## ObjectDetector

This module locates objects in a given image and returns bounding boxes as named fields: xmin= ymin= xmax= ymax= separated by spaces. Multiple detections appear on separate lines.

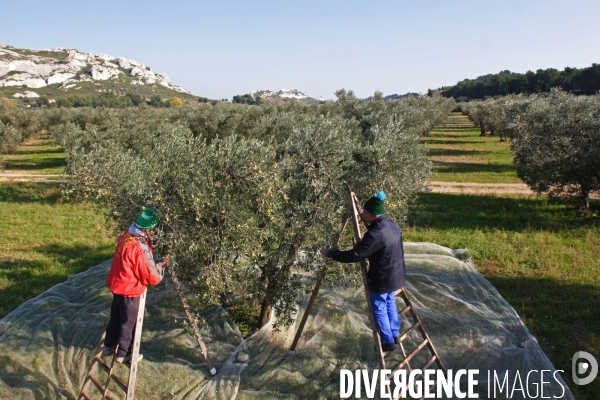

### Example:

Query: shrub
xmin=169 ymin=96 xmax=183 ymax=107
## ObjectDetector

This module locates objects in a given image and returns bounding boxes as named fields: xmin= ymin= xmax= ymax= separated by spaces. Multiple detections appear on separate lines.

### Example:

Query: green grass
xmin=2 ymin=139 xmax=66 ymax=176
xmin=404 ymin=193 xmax=600 ymax=398
xmin=0 ymin=182 xmax=115 ymax=318
xmin=425 ymin=127 xmax=522 ymax=183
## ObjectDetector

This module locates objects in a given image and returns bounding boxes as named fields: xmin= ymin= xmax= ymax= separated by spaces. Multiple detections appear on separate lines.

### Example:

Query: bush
xmin=169 ymin=96 xmax=183 ymax=107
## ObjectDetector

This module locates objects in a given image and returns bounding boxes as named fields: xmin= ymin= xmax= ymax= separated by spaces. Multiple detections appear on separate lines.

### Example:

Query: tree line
xmin=437 ymin=64 xmax=600 ymax=100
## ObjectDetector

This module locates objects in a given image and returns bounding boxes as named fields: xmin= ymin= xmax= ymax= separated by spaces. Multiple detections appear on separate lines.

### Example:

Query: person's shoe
xmin=381 ymin=342 xmax=397 ymax=352
xmin=115 ymin=354 xmax=144 ymax=364
xmin=102 ymin=346 xmax=115 ymax=356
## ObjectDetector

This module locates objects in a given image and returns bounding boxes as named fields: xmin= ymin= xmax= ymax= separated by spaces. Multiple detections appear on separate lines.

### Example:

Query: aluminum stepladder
xmin=289 ymin=184 xmax=446 ymax=398
xmin=79 ymin=263 xmax=217 ymax=400
xmin=78 ymin=289 xmax=147 ymax=400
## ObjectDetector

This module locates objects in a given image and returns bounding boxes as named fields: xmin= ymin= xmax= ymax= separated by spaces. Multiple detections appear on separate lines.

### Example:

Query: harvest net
xmin=0 ymin=243 xmax=572 ymax=399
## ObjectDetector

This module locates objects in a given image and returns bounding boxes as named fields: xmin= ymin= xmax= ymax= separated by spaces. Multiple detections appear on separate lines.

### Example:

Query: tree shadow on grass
xmin=423 ymin=139 xmax=485 ymax=145
xmin=3 ymin=157 xmax=66 ymax=171
xmin=486 ymin=275 xmax=600 ymax=400
xmin=0 ymin=242 xmax=113 ymax=318
xmin=15 ymin=147 xmax=65 ymax=156
xmin=432 ymin=160 xmax=516 ymax=174
xmin=0 ymin=182 xmax=63 ymax=203
xmin=427 ymin=148 xmax=487 ymax=157
xmin=408 ymin=192 xmax=599 ymax=232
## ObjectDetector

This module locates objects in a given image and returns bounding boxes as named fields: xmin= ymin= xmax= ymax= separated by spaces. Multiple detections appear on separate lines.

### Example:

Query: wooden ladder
xmin=79 ymin=289 xmax=147 ymax=400
xmin=289 ymin=184 xmax=446 ymax=398
xmin=392 ymin=287 xmax=446 ymax=399
xmin=78 ymin=262 xmax=218 ymax=399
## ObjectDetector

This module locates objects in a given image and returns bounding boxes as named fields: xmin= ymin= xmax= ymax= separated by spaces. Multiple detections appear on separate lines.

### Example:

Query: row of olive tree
xmin=1 ymin=91 xmax=456 ymax=152
xmin=56 ymin=93 xmax=441 ymax=328
xmin=460 ymin=91 xmax=599 ymax=210
xmin=507 ymin=90 xmax=600 ymax=211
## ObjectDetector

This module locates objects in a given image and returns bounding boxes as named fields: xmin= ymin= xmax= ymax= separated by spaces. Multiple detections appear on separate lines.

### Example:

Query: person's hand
xmin=162 ymin=254 xmax=171 ymax=265
xmin=320 ymin=248 xmax=331 ymax=257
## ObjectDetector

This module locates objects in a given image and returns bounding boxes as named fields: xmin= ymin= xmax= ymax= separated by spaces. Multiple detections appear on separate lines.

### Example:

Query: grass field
xmin=2 ymin=138 xmax=66 ymax=176
xmin=2 ymin=126 xmax=599 ymax=398
xmin=0 ymin=140 xmax=115 ymax=318
xmin=404 ymin=192 xmax=600 ymax=398
xmin=426 ymin=127 xmax=522 ymax=183
xmin=0 ymin=182 xmax=115 ymax=318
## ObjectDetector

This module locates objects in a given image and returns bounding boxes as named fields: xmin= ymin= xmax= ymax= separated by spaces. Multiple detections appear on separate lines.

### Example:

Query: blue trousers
xmin=370 ymin=290 xmax=400 ymax=345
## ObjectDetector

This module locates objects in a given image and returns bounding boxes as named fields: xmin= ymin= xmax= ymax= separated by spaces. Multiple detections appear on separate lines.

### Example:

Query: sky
xmin=1 ymin=0 xmax=599 ymax=100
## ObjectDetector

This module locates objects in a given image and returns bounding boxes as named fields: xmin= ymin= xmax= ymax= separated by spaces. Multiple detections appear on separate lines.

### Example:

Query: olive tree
xmin=58 ymin=95 xmax=435 ymax=328
xmin=0 ymin=121 xmax=21 ymax=155
xmin=508 ymin=90 xmax=600 ymax=211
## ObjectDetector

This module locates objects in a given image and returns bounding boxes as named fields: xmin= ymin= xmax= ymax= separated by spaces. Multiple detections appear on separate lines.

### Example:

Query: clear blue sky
xmin=1 ymin=1 xmax=598 ymax=100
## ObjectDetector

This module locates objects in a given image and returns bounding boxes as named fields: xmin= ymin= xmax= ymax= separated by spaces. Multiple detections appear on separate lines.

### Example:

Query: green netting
xmin=0 ymin=243 xmax=573 ymax=399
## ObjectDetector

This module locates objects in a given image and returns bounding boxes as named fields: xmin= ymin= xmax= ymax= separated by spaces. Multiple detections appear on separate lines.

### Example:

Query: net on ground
xmin=0 ymin=242 xmax=572 ymax=399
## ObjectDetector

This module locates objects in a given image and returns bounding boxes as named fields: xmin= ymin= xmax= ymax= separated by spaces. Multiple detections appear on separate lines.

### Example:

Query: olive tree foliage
xmin=334 ymin=90 xmax=455 ymax=137
xmin=0 ymin=121 xmax=21 ymax=161
xmin=507 ymin=90 xmax=600 ymax=211
xmin=53 ymin=92 xmax=443 ymax=328
xmin=461 ymin=100 xmax=488 ymax=136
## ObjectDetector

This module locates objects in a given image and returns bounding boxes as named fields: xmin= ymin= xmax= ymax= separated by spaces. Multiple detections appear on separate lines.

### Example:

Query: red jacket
xmin=106 ymin=230 xmax=164 ymax=297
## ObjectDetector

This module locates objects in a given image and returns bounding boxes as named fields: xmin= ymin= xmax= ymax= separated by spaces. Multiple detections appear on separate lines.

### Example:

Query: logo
xmin=572 ymin=351 xmax=598 ymax=385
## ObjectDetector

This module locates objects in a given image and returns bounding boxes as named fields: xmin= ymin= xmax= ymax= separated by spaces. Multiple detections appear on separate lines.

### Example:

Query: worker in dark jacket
xmin=320 ymin=191 xmax=405 ymax=352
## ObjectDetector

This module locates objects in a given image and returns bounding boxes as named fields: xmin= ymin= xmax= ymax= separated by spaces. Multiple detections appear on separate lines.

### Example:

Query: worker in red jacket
xmin=103 ymin=209 xmax=169 ymax=364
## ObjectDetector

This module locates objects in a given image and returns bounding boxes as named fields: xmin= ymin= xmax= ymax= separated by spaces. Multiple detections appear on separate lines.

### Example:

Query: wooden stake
xmin=289 ymin=217 xmax=349 ymax=353
xmin=165 ymin=263 xmax=217 ymax=376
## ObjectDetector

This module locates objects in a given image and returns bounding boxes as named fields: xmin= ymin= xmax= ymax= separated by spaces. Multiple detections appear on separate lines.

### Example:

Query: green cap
xmin=364 ymin=191 xmax=387 ymax=216
xmin=134 ymin=209 xmax=157 ymax=230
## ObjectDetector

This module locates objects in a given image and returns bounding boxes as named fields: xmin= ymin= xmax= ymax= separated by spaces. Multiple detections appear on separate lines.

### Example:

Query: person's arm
xmin=133 ymin=240 xmax=164 ymax=286
xmin=327 ymin=230 xmax=383 ymax=263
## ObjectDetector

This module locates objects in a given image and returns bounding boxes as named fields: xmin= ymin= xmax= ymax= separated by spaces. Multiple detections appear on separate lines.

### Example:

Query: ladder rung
xmin=94 ymin=357 xmax=110 ymax=372
xmin=88 ymin=374 xmax=105 ymax=394
xmin=399 ymin=305 xmax=412 ymax=316
xmin=96 ymin=358 xmax=127 ymax=392
xmin=80 ymin=392 xmax=92 ymax=400
xmin=398 ymin=322 xmax=420 ymax=343
xmin=97 ymin=360 xmax=129 ymax=393
xmin=422 ymin=354 xmax=437 ymax=370
xmin=112 ymin=374 xmax=129 ymax=393
xmin=395 ymin=338 xmax=429 ymax=371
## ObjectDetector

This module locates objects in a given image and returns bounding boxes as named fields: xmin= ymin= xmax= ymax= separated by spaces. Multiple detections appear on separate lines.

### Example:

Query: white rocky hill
xmin=251 ymin=88 xmax=325 ymax=102
xmin=0 ymin=44 xmax=192 ymax=98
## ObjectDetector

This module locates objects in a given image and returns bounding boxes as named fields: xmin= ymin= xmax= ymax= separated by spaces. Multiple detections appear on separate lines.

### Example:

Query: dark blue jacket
xmin=330 ymin=215 xmax=405 ymax=293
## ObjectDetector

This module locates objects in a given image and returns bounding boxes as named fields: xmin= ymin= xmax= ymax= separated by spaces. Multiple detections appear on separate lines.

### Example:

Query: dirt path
xmin=2 ymin=174 xmax=598 ymax=198
xmin=429 ymin=181 xmax=534 ymax=195
xmin=430 ymin=181 xmax=600 ymax=198
xmin=0 ymin=172 xmax=63 ymax=183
